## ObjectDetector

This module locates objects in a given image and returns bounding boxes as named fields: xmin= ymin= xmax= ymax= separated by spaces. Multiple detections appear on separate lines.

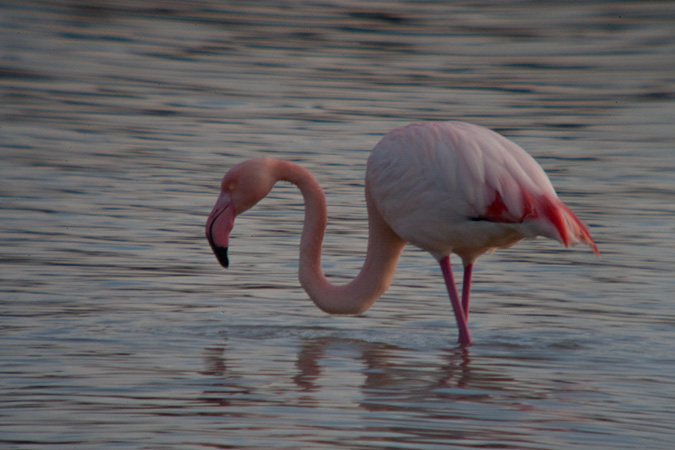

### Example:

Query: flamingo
xmin=206 ymin=121 xmax=598 ymax=345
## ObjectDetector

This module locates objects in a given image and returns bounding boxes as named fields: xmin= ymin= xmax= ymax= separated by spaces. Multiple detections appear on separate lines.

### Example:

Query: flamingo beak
xmin=205 ymin=191 xmax=235 ymax=268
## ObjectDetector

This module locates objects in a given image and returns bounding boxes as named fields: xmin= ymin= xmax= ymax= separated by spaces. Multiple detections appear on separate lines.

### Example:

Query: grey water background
xmin=1 ymin=1 xmax=674 ymax=448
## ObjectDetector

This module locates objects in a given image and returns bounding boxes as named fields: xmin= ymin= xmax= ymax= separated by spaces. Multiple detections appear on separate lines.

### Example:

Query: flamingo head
xmin=205 ymin=158 xmax=278 ymax=268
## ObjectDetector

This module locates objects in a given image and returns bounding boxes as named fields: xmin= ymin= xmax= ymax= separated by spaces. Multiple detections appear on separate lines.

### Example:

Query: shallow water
xmin=1 ymin=1 xmax=674 ymax=448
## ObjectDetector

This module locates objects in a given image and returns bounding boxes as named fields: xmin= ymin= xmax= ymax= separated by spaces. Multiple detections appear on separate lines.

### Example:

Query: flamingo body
xmin=367 ymin=121 xmax=597 ymax=264
xmin=206 ymin=121 xmax=598 ymax=346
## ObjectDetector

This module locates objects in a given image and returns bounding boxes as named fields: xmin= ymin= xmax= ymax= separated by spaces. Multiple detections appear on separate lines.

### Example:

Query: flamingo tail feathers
xmin=539 ymin=196 xmax=599 ymax=256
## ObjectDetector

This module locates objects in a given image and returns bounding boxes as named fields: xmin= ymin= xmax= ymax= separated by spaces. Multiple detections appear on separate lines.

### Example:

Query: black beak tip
xmin=208 ymin=242 xmax=229 ymax=268
xmin=213 ymin=247 xmax=230 ymax=269
xmin=206 ymin=232 xmax=229 ymax=268
xmin=215 ymin=246 xmax=229 ymax=268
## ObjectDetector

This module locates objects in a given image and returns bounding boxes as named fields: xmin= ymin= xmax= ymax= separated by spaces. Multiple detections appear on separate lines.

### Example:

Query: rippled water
xmin=2 ymin=1 xmax=674 ymax=448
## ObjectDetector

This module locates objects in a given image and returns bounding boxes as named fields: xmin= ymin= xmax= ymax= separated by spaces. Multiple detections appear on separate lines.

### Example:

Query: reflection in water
xmin=196 ymin=331 xmax=667 ymax=448
xmin=290 ymin=338 xmax=474 ymax=394
xmin=197 ymin=335 xmax=547 ymax=447
xmin=199 ymin=337 xmax=477 ymax=401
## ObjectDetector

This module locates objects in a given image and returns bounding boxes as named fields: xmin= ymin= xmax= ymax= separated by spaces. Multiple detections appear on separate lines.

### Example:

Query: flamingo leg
xmin=461 ymin=263 xmax=473 ymax=321
xmin=439 ymin=256 xmax=472 ymax=346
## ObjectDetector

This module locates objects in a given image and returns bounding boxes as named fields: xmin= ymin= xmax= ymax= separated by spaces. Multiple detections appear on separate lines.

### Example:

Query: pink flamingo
xmin=206 ymin=121 xmax=598 ymax=345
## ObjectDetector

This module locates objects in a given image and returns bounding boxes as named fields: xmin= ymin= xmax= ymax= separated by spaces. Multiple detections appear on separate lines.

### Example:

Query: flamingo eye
xmin=228 ymin=182 xmax=236 ymax=191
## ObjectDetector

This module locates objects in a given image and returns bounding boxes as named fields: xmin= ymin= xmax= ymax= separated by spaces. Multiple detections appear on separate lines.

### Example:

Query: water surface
xmin=1 ymin=1 xmax=674 ymax=449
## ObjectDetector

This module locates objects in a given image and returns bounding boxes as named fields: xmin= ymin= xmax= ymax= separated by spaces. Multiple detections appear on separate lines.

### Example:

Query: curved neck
xmin=275 ymin=160 xmax=406 ymax=314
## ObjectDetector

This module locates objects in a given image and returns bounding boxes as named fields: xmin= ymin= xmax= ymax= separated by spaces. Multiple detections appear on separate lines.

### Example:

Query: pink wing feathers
xmin=367 ymin=121 xmax=598 ymax=259
xmin=455 ymin=122 xmax=598 ymax=253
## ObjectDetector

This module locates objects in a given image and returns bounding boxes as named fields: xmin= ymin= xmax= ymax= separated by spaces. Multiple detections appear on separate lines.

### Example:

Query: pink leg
xmin=461 ymin=263 xmax=473 ymax=321
xmin=439 ymin=256 xmax=472 ymax=346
